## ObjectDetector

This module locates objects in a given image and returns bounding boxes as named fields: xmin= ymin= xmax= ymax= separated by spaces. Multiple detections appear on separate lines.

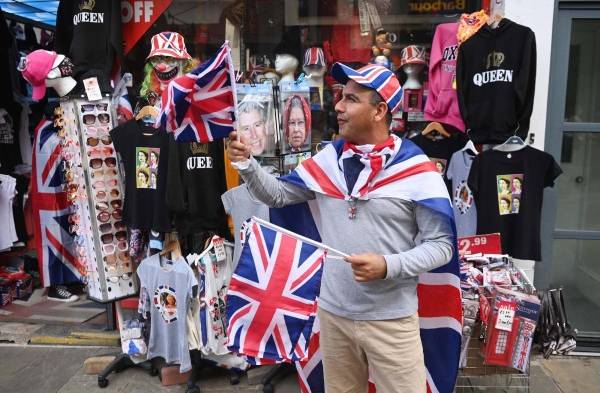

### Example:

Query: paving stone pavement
xmin=1 ymin=344 xmax=599 ymax=393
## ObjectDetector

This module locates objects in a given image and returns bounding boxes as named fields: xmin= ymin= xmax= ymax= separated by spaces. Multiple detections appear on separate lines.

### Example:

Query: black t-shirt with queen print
xmin=468 ymin=146 xmax=562 ymax=260
xmin=110 ymin=120 xmax=171 ymax=232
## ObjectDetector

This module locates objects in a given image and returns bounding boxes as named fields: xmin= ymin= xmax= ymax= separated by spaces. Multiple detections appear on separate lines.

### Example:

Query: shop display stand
xmin=60 ymin=97 xmax=137 ymax=303
xmin=97 ymin=300 xmax=158 ymax=388
xmin=185 ymin=350 xmax=242 ymax=393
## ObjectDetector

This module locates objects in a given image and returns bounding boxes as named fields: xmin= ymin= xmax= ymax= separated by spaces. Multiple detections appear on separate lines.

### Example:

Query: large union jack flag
xmin=226 ymin=218 xmax=325 ymax=363
xmin=30 ymin=118 xmax=85 ymax=287
xmin=280 ymin=135 xmax=462 ymax=393
xmin=157 ymin=41 xmax=236 ymax=143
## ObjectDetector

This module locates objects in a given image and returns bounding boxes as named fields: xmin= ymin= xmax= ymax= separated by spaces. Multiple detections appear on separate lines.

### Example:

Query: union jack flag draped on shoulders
xmin=280 ymin=135 xmax=462 ymax=393
xmin=30 ymin=118 xmax=85 ymax=287
xmin=157 ymin=41 xmax=237 ymax=143
xmin=226 ymin=217 xmax=326 ymax=363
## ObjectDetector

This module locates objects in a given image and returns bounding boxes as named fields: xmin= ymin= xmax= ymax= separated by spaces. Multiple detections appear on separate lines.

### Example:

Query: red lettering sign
xmin=457 ymin=233 xmax=502 ymax=256
xmin=121 ymin=0 xmax=173 ymax=55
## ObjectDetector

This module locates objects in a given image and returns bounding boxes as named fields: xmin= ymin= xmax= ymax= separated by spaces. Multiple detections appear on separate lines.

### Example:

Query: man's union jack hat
xmin=331 ymin=62 xmax=403 ymax=114
xmin=147 ymin=32 xmax=192 ymax=60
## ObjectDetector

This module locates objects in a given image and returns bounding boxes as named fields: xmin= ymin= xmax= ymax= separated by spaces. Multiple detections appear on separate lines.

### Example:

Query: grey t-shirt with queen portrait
xmin=447 ymin=150 xmax=477 ymax=237
xmin=137 ymin=254 xmax=198 ymax=372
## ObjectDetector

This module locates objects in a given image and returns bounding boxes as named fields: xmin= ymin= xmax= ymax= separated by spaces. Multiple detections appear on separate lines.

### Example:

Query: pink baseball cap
xmin=20 ymin=50 xmax=58 ymax=101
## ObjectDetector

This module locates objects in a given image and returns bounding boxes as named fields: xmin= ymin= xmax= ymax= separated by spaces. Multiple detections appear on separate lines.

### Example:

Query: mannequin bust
xmin=302 ymin=65 xmax=325 ymax=103
xmin=275 ymin=54 xmax=299 ymax=84
xmin=46 ymin=54 xmax=77 ymax=97
xmin=302 ymin=47 xmax=326 ymax=104
xmin=402 ymin=63 xmax=424 ymax=90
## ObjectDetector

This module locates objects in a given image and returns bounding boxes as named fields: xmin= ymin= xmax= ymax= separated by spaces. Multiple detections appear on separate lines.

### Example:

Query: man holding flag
xmin=227 ymin=63 xmax=459 ymax=393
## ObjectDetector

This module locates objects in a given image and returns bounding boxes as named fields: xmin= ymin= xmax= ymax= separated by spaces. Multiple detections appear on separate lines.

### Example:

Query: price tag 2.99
xmin=213 ymin=236 xmax=226 ymax=262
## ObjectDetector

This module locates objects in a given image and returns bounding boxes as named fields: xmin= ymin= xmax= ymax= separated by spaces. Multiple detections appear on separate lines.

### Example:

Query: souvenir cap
xmin=331 ymin=62 xmax=403 ymax=114
xmin=147 ymin=32 xmax=191 ymax=60
xmin=400 ymin=45 xmax=428 ymax=67
xmin=303 ymin=47 xmax=326 ymax=67
xmin=20 ymin=49 xmax=58 ymax=101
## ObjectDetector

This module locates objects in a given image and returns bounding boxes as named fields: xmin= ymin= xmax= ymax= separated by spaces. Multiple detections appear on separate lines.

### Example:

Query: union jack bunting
xmin=30 ymin=118 xmax=85 ymax=287
xmin=281 ymin=135 xmax=462 ymax=393
xmin=226 ymin=219 xmax=326 ymax=363
xmin=157 ymin=42 xmax=236 ymax=143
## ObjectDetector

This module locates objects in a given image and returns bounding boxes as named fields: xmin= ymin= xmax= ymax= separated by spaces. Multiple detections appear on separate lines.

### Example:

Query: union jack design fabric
xmin=295 ymin=316 xmax=324 ymax=393
xmin=226 ymin=219 xmax=326 ymax=363
xmin=147 ymin=31 xmax=191 ymax=60
xmin=30 ymin=118 xmax=84 ymax=287
xmin=116 ymin=89 xmax=133 ymax=121
xmin=332 ymin=63 xmax=403 ymax=114
xmin=303 ymin=47 xmax=326 ymax=67
xmin=157 ymin=42 xmax=236 ymax=143
xmin=282 ymin=135 xmax=462 ymax=393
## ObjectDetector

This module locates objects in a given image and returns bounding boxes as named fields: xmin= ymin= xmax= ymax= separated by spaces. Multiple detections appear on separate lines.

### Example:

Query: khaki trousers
xmin=318 ymin=308 xmax=426 ymax=393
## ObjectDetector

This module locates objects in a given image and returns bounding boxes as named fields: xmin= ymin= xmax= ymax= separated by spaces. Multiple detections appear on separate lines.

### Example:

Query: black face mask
xmin=55 ymin=57 xmax=74 ymax=78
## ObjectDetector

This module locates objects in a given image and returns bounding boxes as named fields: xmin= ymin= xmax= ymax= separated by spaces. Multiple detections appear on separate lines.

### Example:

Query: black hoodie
xmin=456 ymin=19 xmax=536 ymax=144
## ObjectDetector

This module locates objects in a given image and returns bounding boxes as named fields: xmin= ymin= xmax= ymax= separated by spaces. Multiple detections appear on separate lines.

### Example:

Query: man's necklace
xmin=347 ymin=197 xmax=358 ymax=220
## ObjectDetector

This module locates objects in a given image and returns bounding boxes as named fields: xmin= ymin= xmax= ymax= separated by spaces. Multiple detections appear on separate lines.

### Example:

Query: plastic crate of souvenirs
xmin=0 ymin=267 xmax=33 ymax=301
xmin=0 ymin=277 xmax=16 ymax=306
xmin=456 ymin=253 xmax=539 ymax=393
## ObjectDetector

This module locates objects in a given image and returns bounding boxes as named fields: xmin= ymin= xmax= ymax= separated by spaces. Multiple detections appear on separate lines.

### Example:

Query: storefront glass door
xmin=543 ymin=8 xmax=600 ymax=349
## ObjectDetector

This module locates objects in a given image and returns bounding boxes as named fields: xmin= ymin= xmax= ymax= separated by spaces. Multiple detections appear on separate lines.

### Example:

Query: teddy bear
xmin=372 ymin=29 xmax=392 ymax=58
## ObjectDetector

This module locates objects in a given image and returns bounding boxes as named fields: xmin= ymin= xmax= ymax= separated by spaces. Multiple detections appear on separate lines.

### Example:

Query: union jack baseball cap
xmin=401 ymin=45 xmax=428 ymax=66
xmin=331 ymin=62 xmax=403 ymax=114
xmin=303 ymin=47 xmax=326 ymax=67
xmin=147 ymin=32 xmax=191 ymax=60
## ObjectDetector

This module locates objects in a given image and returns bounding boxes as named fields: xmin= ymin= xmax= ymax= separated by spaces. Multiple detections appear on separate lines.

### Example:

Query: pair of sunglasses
xmin=102 ymin=241 xmax=128 ymax=254
xmin=90 ymin=157 xmax=117 ymax=169
xmin=96 ymin=200 xmax=122 ymax=211
xmin=87 ymin=147 xmax=114 ymax=158
xmin=97 ymin=209 xmax=123 ymax=223
xmin=83 ymin=113 xmax=110 ymax=125
xmin=93 ymin=179 xmax=119 ymax=190
xmin=104 ymin=251 xmax=130 ymax=265
xmin=95 ymin=188 xmax=120 ymax=200
xmin=101 ymin=231 xmax=127 ymax=244
xmin=99 ymin=221 xmax=126 ymax=234
xmin=87 ymin=136 xmax=112 ymax=147
xmin=106 ymin=266 xmax=131 ymax=283
xmin=91 ymin=168 xmax=118 ymax=179
xmin=81 ymin=103 xmax=108 ymax=112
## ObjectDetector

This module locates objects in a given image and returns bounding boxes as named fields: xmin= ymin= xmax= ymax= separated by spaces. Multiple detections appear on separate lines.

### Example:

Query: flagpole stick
xmin=225 ymin=40 xmax=241 ymax=143
xmin=252 ymin=216 xmax=350 ymax=258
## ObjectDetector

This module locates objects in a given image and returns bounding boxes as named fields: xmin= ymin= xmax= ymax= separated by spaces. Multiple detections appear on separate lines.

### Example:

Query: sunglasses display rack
xmin=55 ymin=103 xmax=98 ymax=283
xmin=67 ymin=97 xmax=138 ymax=302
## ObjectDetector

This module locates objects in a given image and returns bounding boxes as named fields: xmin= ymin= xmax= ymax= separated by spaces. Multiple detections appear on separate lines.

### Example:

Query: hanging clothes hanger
xmin=160 ymin=234 xmax=182 ymax=260
xmin=422 ymin=121 xmax=451 ymax=139
xmin=135 ymin=105 xmax=159 ymax=122
xmin=493 ymin=125 xmax=526 ymax=156
xmin=460 ymin=139 xmax=478 ymax=156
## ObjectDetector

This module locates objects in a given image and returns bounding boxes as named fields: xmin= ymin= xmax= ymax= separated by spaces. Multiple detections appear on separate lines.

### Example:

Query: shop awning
xmin=0 ymin=1 xmax=58 ymax=29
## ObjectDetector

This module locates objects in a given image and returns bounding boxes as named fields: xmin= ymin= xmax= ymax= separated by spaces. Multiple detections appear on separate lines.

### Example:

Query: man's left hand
xmin=345 ymin=253 xmax=387 ymax=282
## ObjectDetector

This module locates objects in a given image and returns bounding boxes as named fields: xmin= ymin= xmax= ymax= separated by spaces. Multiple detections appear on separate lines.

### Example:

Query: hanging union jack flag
xmin=30 ymin=118 xmax=85 ymax=287
xmin=226 ymin=219 xmax=326 ymax=363
xmin=157 ymin=41 xmax=237 ymax=143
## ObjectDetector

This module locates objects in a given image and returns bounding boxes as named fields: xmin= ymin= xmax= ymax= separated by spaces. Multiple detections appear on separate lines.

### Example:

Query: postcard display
xmin=59 ymin=97 xmax=137 ymax=302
